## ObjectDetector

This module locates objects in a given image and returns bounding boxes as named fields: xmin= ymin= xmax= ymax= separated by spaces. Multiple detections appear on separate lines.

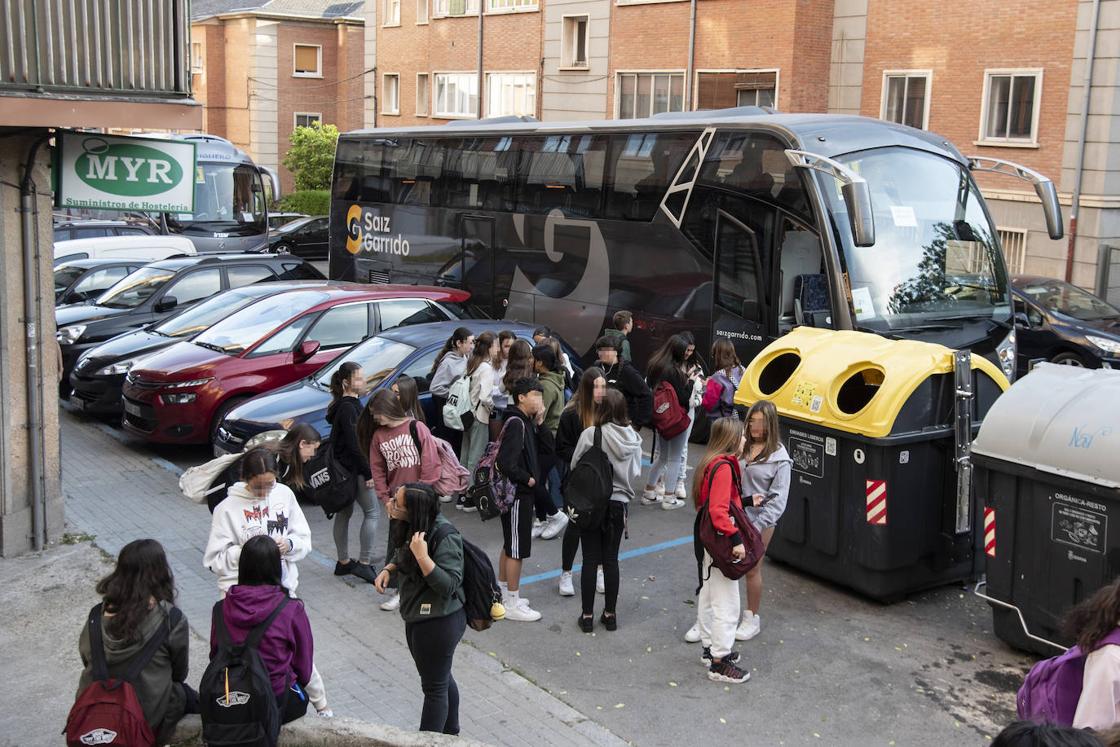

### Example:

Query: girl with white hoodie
xmin=571 ymin=388 xmax=642 ymax=633
xmin=203 ymin=448 xmax=312 ymax=597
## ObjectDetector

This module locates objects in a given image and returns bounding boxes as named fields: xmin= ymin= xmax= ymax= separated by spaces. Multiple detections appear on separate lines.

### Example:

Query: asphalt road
xmin=75 ymin=410 xmax=1035 ymax=746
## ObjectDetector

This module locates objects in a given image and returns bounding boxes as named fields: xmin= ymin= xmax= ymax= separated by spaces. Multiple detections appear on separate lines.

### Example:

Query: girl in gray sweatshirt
xmin=571 ymin=389 xmax=643 ymax=632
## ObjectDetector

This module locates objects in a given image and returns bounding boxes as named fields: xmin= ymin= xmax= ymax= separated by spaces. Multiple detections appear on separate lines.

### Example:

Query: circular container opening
xmin=757 ymin=352 xmax=801 ymax=396
xmin=836 ymin=368 xmax=884 ymax=415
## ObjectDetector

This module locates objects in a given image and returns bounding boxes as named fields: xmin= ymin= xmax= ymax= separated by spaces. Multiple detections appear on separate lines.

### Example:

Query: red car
xmin=121 ymin=283 xmax=469 ymax=444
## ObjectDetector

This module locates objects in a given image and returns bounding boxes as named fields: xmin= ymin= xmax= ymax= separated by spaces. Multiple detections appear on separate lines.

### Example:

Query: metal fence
xmin=0 ymin=0 xmax=191 ymax=97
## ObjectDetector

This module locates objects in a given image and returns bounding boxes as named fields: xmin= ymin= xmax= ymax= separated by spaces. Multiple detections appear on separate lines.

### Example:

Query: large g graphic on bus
xmin=345 ymin=204 xmax=363 ymax=255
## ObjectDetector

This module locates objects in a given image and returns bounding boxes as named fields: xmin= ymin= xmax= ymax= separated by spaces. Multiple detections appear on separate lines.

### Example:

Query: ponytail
xmin=329 ymin=361 xmax=361 ymax=402
xmin=431 ymin=327 xmax=472 ymax=376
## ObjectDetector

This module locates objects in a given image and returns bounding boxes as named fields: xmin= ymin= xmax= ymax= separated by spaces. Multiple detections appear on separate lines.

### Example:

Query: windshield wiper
xmin=854 ymin=324 xmax=901 ymax=340
xmin=194 ymin=341 xmax=231 ymax=354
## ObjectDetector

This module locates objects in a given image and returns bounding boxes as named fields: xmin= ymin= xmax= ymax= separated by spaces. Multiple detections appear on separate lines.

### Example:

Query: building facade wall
xmin=542 ymin=0 xmax=611 ymax=120
xmin=827 ymin=0 xmax=867 ymax=114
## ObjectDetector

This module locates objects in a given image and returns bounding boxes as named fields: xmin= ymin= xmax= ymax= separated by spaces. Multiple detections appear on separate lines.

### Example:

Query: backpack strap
xmin=211 ymin=600 xmax=232 ymax=648
xmin=409 ymin=419 xmax=422 ymax=458
xmin=426 ymin=520 xmax=457 ymax=555
xmin=593 ymin=425 xmax=602 ymax=451
xmin=122 ymin=606 xmax=181 ymax=683
xmin=87 ymin=603 xmax=110 ymax=683
xmin=245 ymin=596 xmax=291 ymax=650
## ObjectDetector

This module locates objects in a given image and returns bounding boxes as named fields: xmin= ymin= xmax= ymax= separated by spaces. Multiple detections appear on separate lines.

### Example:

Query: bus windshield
xmin=167 ymin=163 xmax=266 ymax=236
xmin=818 ymin=147 xmax=1010 ymax=331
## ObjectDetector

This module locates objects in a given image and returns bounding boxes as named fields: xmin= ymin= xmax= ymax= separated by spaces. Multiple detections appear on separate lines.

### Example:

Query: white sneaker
xmin=504 ymin=598 xmax=542 ymax=622
xmin=640 ymin=488 xmax=661 ymax=506
xmin=655 ymin=478 xmax=666 ymax=497
xmin=316 ymin=708 xmax=334 ymax=719
xmin=439 ymin=493 xmax=454 ymax=503
xmin=531 ymin=519 xmax=544 ymax=538
xmin=541 ymin=512 xmax=568 ymax=540
xmin=661 ymin=496 xmax=687 ymax=510
xmin=736 ymin=611 xmax=761 ymax=641
xmin=379 ymin=592 xmax=401 ymax=612
xmin=684 ymin=622 xmax=702 ymax=643
xmin=558 ymin=571 xmax=575 ymax=596
xmin=596 ymin=567 xmax=605 ymax=594
xmin=675 ymin=481 xmax=687 ymax=499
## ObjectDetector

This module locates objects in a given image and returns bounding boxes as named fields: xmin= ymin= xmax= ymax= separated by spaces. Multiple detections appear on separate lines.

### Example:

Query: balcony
xmin=0 ymin=0 xmax=192 ymax=98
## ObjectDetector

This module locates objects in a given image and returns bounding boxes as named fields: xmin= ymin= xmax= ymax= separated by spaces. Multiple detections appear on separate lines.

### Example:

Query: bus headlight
xmin=997 ymin=328 xmax=1016 ymax=382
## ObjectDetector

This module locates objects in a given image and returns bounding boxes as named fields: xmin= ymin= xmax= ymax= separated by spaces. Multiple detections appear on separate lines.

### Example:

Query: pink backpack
xmin=408 ymin=421 xmax=469 ymax=497
xmin=1017 ymin=628 xmax=1120 ymax=725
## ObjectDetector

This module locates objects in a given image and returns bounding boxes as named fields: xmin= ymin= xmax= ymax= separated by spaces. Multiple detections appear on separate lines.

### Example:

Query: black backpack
xmin=428 ymin=522 xmax=502 ymax=631
xmin=304 ymin=438 xmax=356 ymax=518
xmin=562 ymin=427 xmax=614 ymax=531
xmin=199 ymin=597 xmax=290 ymax=747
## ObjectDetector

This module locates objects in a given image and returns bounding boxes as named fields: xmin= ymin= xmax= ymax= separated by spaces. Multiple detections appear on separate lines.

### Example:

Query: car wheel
xmin=210 ymin=396 xmax=250 ymax=443
xmin=1051 ymin=351 xmax=1091 ymax=368
xmin=274 ymin=243 xmax=291 ymax=255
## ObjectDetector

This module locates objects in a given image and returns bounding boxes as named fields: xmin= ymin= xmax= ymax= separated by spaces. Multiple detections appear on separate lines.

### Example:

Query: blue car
xmin=213 ymin=320 xmax=579 ymax=455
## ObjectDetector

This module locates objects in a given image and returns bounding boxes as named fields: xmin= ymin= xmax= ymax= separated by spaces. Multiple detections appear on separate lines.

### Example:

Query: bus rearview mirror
xmin=1035 ymin=179 xmax=1064 ymax=240
xmin=841 ymin=181 xmax=876 ymax=247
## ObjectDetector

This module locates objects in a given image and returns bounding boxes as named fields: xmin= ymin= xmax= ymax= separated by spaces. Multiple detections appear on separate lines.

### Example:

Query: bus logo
xmin=346 ymin=204 xmax=364 ymax=254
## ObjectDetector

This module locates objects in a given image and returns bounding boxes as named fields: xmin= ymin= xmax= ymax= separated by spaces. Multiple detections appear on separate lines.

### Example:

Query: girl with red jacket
xmin=692 ymin=416 xmax=751 ymax=684
xmin=359 ymin=389 xmax=442 ymax=612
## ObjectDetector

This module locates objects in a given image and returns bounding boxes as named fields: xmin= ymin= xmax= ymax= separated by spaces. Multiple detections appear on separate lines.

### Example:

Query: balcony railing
xmin=0 ymin=0 xmax=191 ymax=97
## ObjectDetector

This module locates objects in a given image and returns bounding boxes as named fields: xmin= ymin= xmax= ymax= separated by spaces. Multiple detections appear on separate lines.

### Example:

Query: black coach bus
xmin=328 ymin=107 xmax=1063 ymax=378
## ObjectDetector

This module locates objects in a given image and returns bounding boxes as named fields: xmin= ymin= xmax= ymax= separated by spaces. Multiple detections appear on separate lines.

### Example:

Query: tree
xmin=282 ymin=121 xmax=339 ymax=192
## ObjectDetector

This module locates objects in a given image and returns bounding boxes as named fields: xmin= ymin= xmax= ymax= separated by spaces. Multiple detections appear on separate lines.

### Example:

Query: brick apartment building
xmin=191 ymin=0 xmax=367 ymax=193
xmin=365 ymin=0 xmax=1120 ymax=297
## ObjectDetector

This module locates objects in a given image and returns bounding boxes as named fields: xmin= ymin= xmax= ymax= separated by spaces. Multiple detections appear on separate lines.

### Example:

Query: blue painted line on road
xmin=519 ymin=534 xmax=692 ymax=587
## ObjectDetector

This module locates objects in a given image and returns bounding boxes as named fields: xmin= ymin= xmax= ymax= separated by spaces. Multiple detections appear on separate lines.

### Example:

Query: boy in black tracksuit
xmin=595 ymin=335 xmax=653 ymax=428
xmin=495 ymin=377 xmax=546 ymax=622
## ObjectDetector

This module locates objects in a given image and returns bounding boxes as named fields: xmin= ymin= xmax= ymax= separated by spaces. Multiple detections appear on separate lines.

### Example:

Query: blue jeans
xmin=648 ymin=429 xmax=689 ymax=495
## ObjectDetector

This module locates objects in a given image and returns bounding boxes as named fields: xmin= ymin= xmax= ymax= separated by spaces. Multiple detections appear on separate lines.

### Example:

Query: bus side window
xmin=605 ymin=132 xmax=699 ymax=221
xmin=778 ymin=218 xmax=827 ymax=331
xmin=715 ymin=211 xmax=765 ymax=323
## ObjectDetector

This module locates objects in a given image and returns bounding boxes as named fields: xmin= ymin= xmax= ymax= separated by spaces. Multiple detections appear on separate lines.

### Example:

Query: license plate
xmin=124 ymin=400 xmax=142 ymax=417
xmin=71 ymin=397 xmax=86 ymax=412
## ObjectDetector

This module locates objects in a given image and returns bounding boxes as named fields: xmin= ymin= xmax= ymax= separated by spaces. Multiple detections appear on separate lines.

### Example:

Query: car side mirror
xmin=1013 ymin=311 xmax=1031 ymax=328
xmin=154 ymin=295 xmax=178 ymax=313
xmin=295 ymin=339 xmax=320 ymax=362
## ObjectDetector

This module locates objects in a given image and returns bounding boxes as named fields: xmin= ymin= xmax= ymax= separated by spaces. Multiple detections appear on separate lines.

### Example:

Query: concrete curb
xmin=172 ymin=714 xmax=493 ymax=746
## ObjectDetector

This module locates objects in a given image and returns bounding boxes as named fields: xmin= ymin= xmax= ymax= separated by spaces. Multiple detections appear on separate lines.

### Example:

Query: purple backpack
xmin=1017 ymin=628 xmax=1120 ymax=725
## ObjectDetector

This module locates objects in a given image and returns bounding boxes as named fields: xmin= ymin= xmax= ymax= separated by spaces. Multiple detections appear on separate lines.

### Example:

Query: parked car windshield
xmin=314 ymin=336 xmax=416 ymax=391
xmin=193 ymin=290 xmax=331 ymax=354
xmin=818 ymin=146 xmax=1011 ymax=330
xmin=54 ymin=265 xmax=86 ymax=294
xmin=153 ymin=287 xmax=277 ymax=339
xmin=1018 ymin=279 xmax=1120 ymax=321
xmin=95 ymin=267 xmax=177 ymax=309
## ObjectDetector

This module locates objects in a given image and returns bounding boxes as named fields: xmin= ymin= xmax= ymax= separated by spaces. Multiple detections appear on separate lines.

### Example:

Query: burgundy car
xmin=121 ymin=283 xmax=469 ymax=444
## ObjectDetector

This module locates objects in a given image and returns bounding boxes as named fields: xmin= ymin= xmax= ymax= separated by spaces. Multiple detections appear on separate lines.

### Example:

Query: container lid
xmin=733 ymin=327 xmax=1009 ymax=439
xmin=972 ymin=364 xmax=1120 ymax=488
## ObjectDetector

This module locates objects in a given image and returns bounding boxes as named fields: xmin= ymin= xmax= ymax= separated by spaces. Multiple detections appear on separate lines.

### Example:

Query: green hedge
xmin=277 ymin=190 xmax=330 ymax=216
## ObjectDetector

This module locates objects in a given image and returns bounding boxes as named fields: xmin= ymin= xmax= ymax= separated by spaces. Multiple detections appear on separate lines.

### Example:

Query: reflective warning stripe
xmin=984 ymin=507 xmax=996 ymax=557
xmin=866 ymin=480 xmax=887 ymax=525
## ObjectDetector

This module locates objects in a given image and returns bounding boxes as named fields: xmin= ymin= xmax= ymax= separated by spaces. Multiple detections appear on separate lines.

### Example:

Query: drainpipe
xmin=1065 ymin=0 xmax=1101 ymax=283
xmin=684 ymin=0 xmax=697 ymax=111
xmin=477 ymin=4 xmax=485 ymax=119
xmin=20 ymin=133 xmax=49 ymax=551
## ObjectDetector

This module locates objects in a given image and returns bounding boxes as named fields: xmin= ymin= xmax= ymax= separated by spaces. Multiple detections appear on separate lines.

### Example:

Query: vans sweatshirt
xmin=203 ymin=481 xmax=312 ymax=593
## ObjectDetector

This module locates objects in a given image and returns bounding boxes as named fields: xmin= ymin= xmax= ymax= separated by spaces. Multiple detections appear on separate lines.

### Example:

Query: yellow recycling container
xmin=735 ymin=327 xmax=1009 ymax=601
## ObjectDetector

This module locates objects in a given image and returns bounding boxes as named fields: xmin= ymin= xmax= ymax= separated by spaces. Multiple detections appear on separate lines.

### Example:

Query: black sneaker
xmin=351 ymin=563 xmax=378 ymax=584
xmin=708 ymin=658 xmax=750 ymax=684
xmin=334 ymin=560 xmax=355 ymax=577
xmin=700 ymin=647 xmax=740 ymax=667
xmin=460 ymin=494 xmax=478 ymax=513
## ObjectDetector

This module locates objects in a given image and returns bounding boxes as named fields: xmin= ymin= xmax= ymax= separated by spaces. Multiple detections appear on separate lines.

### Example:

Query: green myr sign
xmin=56 ymin=133 xmax=197 ymax=213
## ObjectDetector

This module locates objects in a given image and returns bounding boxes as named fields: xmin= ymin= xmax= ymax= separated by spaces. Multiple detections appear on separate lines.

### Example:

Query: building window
xmin=488 ymin=0 xmax=537 ymax=10
xmin=561 ymin=15 xmax=589 ymax=68
xmin=293 ymin=44 xmax=322 ymax=77
xmin=417 ymin=0 xmax=429 ymax=23
xmin=383 ymin=74 xmax=400 ymax=114
xmin=435 ymin=73 xmax=479 ymax=117
xmin=384 ymin=0 xmax=401 ymax=25
xmin=191 ymin=42 xmax=203 ymax=73
xmin=880 ymin=71 xmax=930 ymax=130
xmin=617 ymin=72 xmax=685 ymax=119
xmin=695 ymin=70 xmax=777 ymax=111
xmin=980 ymin=69 xmax=1043 ymax=145
xmin=433 ymin=0 xmax=479 ymax=16
xmin=488 ymin=73 xmax=536 ymax=117
xmin=294 ymin=112 xmax=322 ymax=129
xmin=416 ymin=73 xmax=430 ymax=116
xmin=998 ymin=227 xmax=1028 ymax=274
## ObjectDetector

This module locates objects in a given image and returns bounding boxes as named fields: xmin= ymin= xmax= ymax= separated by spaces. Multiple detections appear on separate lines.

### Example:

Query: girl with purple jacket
xmin=211 ymin=535 xmax=322 ymax=722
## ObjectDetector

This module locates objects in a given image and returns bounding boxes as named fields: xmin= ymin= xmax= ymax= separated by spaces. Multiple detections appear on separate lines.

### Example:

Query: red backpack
xmin=651 ymin=380 xmax=691 ymax=439
xmin=693 ymin=457 xmax=765 ymax=590
xmin=65 ymin=604 xmax=181 ymax=747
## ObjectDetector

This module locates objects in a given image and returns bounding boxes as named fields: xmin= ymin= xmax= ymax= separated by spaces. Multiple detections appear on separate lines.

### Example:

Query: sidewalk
xmin=60 ymin=411 xmax=627 ymax=747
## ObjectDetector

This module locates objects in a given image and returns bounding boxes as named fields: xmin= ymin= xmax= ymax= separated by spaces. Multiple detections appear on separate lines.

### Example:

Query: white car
xmin=53 ymin=235 xmax=197 ymax=265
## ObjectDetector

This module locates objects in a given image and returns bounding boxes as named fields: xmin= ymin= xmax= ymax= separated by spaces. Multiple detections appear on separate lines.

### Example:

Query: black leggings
xmin=405 ymin=607 xmax=466 ymax=734
xmin=579 ymin=502 xmax=625 ymax=615
xmin=561 ymin=520 xmax=580 ymax=571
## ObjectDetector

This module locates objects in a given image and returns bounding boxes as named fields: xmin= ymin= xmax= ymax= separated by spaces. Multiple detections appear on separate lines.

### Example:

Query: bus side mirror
xmin=1035 ymin=179 xmax=1064 ymax=240
xmin=841 ymin=180 xmax=876 ymax=247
